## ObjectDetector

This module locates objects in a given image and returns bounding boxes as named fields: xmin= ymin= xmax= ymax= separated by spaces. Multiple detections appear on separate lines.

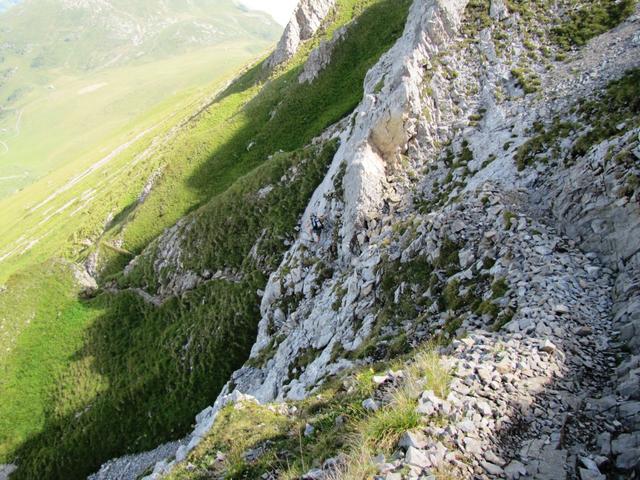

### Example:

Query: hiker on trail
xmin=310 ymin=214 xmax=324 ymax=242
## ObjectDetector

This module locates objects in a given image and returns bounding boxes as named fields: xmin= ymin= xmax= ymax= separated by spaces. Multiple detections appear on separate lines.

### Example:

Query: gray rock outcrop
xmin=0 ymin=465 xmax=16 ymax=480
xmin=298 ymin=25 xmax=348 ymax=84
xmin=265 ymin=0 xmax=336 ymax=70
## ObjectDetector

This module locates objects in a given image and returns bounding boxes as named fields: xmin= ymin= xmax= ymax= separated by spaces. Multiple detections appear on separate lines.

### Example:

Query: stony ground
xmin=300 ymin=178 xmax=621 ymax=479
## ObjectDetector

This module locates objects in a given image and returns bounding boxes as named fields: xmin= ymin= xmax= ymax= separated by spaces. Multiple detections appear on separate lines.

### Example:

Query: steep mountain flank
xmin=86 ymin=0 xmax=640 ymax=479
xmin=0 ymin=1 xmax=413 ymax=479
xmin=0 ymin=0 xmax=280 ymax=71
xmin=0 ymin=0 xmax=280 ymax=201
xmin=3 ymin=0 xmax=639 ymax=479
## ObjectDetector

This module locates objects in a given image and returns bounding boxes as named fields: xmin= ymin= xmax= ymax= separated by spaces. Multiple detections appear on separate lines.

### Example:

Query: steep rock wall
xmin=265 ymin=0 xmax=336 ymax=70
xmin=238 ymin=0 xmax=471 ymax=404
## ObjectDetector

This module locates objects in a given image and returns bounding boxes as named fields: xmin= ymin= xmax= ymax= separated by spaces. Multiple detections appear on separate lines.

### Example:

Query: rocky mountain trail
xmin=361 ymin=186 xmax=621 ymax=479
xmin=103 ymin=267 xmax=245 ymax=308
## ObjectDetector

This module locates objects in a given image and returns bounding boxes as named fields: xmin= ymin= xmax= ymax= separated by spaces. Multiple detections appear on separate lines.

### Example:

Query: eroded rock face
xmin=234 ymin=0 xmax=473 ymax=405
xmin=302 ymin=0 xmax=469 ymax=262
xmin=298 ymin=25 xmax=348 ymax=84
xmin=265 ymin=0 xmax=336 ymax=70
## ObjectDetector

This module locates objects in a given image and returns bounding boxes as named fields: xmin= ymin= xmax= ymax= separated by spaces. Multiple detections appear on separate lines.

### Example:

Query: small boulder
xmin=576 ymin=326 xmax=593 ymax=337
xmin=304 ymin=423 xmax=315 ymax=437
xmin=301 ymin=468 xmax=325 ymax=480
xmin=405 ymin=446 xmax=430 ymax=469
xmin=362 ymin=398 xmax=380 ymax=412
xmin=504 ymin=460 xmax=527 ymax=479
xmin=485 ymin=450 xmax=506 ymax=466
xmin=481 ymin=460 xmax=504 ymax=476
xmin=540 ymin=340 xmax=557 ymax=354
xmin=554 ymin=304 xmax=570 ymax=315
xmin=615 ymin=448 xmax=640 ymax=471
xmin=579 ymin=468 xmax=605 ymax=480
xmin=398 ymin=431 xmax=428 ymax=449
xmin=490 ymin=0 xmax=509 ymax=20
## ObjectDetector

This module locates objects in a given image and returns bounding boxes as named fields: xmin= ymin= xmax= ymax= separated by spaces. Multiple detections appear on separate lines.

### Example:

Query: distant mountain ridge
xmin=0 ymin=0 xmax=281 ymax=200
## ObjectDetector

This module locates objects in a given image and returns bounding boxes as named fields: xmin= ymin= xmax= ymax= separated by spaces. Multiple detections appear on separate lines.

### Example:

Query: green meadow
xmin=0 ymin=0 xmax=413 ymax=478
xmin=0 ymin=0 xmax=281 ymax=199
xmin=0 ymin=45 xmax=267 ymax=282
xmin=0 ymin=42 xmax=268 ymax=199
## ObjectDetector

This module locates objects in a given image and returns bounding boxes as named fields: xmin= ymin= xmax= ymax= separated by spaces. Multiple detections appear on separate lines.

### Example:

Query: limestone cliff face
xmin=242 ymin=0 xmax=472 ymax=403
xmin=265 ymin=0 xmax=336 ymax=70
xmin=91 ymin=0 xmax=640 ymax=478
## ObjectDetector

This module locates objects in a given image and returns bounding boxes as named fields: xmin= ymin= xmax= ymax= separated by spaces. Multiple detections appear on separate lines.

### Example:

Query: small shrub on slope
xmin=553 ymin=0 xmax=637 ymax=49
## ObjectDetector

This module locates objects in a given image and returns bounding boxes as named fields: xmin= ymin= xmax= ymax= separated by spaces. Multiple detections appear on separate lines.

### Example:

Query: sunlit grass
xmin=1 ymin=0 xmax=412 ymax=478
xmin=167 ymin=345 xmax=451 ymax=480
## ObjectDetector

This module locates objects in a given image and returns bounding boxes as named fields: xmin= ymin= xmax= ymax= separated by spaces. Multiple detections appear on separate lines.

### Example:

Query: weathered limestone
xmin=265 ymin=0 xmax=336 ymax=70
xmin=0 ymin=465 xmax=16 ymax=480
xmin=298 ymin=25 xmax=348 ymax=84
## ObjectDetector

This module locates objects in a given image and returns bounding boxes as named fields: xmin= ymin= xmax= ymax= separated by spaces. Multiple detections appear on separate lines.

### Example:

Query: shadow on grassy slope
xmin=185 ymin=0 xmax=403 ymax=196
xmin=4 ymin=1 xmax=412 ymax=478
xmin=110 ymin=0 xmax=410 ymax=261
xmin=7 ymin=142 xmax=337 ymax=479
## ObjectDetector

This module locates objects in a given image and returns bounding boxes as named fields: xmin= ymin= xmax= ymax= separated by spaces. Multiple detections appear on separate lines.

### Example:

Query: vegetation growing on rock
xmin=552 ymin=0 xmax=638 ymax=49
xmin=1 ymin=0 xmax=640 ymax=478
xmin=166 ymin=348 xmax=451 ymax=480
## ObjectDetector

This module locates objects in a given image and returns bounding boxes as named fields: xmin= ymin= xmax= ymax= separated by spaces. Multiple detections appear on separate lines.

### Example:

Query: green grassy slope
xmin=0 ymin=0 xmax=412 ymax=478
xmin=0 ymin=70 xmax=231 ymax=284
xmin=0 ymin=43 xmax=267 ymax=199
xmin=166 ymin=349 xmax=450 ymax=480
xmin=0 ymin=260 xmax=99 ymax=456
xmin=0 ymin=0 xmax=280 ymax=199
xmin=2 ymin=143 xmax=338 ymax=478
xmin=114 ymin=0 xmax=410 ymax=261
xmin=0 ymin=0 xmax=278 ymax=71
